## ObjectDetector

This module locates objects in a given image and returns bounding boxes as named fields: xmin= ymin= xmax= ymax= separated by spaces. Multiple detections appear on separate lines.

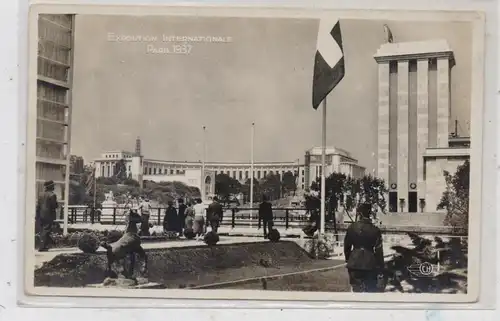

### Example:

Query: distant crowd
xmin=129 ymin=193 xmax=277 ymax=240
xmin=131 ymin=196 xmax=224 ymax=240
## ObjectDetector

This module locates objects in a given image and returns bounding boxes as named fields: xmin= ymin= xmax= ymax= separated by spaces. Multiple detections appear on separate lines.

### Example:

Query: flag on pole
xmin=312 ymin=18 xmax=345 ymax=109
xmin=85 ymin=166 xmax=96 ymax=194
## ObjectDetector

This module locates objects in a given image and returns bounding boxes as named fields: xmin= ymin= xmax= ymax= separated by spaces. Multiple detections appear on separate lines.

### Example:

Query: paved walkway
xmin=67 ymin=223 xmax=306 ymax=237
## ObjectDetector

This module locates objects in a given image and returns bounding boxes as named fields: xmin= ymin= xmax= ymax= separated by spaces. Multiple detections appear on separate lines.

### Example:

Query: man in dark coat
xmin=258 ymin=194 xmax=274 ymax=239
xmin=302 ymin=193 xmax=321 ymax=237
xmin=177 ymin=198 xmax=187 ymax=233
xmin=163 ymin=201 xmax=178 ymax=233
xmin=344 ymin=202 xmax=385 ymax=292
xmin=206 ymin=196 xmax=223 ymax=233
xmin=35 ymin=180 xmax=58 ymax=252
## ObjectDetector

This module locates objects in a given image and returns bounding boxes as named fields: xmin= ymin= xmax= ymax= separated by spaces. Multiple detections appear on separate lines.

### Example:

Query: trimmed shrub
xmin=69 ymin=232 xmax=82 ymax=246
xmin=77 ymin=233 xmax=100 ymax=254
xmin=107 ymin=230 xmax=123 ymax=243
xmin=304 ymin=234 xmax=335 ymax=259
xmin=204 ymin=231 xmax=220 ymax=246
xmin=268 ymin=229 xmax=280 ymax=242
xmin=183 ymin=228 xmax=196 ymax=240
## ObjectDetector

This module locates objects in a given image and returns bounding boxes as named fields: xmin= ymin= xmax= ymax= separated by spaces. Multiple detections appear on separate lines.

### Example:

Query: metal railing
xmin=60 ymin=206 xmax=320 ymax=229
xmin=58 ymin=206 xmax=466 ymax=235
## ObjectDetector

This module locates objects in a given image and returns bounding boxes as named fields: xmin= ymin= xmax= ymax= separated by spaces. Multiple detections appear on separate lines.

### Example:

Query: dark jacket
xmin=178 ymin=203 xmax=187 ymax=220
xmin=36 ymin=191 xmax=58 ymax=221
xmin=258 ymin=201 xmax=273 ymax=222
xmin=163 ymin=206 xmax=178 ymax=231
xmin=344 ymin=218 xmax=384 ymax=271
xmin=207 ymin=201 xmax=223 ymax=221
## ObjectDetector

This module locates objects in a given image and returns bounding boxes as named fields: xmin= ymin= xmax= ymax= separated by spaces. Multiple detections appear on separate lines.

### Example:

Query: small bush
xmin=204 ymin=231 xmax=219 ymax=246
xmin=183 ymin=228 xmax=196 ymax=240
xmin=77 ymin=233 xmax=100 ymax=254
xmin=268 ymin=229 xmax=280 ymax=242
xmin=305 ymin=234 xmax=335 ymax=259
xmin=69 ymin=232 xmax=82 ymax=245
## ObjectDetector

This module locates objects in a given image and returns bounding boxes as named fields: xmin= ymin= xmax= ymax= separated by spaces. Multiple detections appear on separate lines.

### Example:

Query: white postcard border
xmin=22 ymin=3 xmax=486 ymax=305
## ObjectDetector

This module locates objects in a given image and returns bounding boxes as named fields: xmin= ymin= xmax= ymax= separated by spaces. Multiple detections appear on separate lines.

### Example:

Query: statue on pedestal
xmin=104 ymin=191 xmax=114 ymax=202
xmin=383 ymin=24 xmax=394 ymax=43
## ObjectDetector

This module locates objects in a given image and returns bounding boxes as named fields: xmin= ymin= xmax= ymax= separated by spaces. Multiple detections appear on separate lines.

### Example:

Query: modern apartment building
xmin=36 ymin=14 xmax=75 ymax=208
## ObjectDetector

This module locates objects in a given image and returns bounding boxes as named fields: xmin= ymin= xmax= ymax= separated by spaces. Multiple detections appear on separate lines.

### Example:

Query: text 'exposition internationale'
xmin=107 ymin=33 xmax=234 ymax=55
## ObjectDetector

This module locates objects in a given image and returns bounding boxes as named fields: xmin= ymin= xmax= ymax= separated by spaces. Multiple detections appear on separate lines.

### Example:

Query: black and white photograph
xmin=25 ymin=4 xmax=485 ymax=302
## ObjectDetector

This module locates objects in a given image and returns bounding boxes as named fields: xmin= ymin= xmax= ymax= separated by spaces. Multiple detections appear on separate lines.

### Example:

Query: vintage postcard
xmin=24 ymin=3 xmax=485 ymax=303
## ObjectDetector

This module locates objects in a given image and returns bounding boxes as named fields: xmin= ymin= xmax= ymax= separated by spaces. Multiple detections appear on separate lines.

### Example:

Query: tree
xmin=241 ymin=178 xmax=261 ymax=203
xmin=68 ymin=179 xmax=88 ymax=205
xmin=113 ymin=158 xmax=128 ymax=182
xmin=437 ymin=160 xmax=469 ymax=233
xmin=68 ymin=165 xmax=95 ymax=205
xmin=281 ymin=171 xmax=297 ymax=196
xmin=215 ymin=173 xmax=242 ymax=201
xmin=357 ymin=175 xmax=388 ymax=219
xmin=312 ymin=173 xmax=388 ymax=222
xmin=260 ymin=173 xmax=282 ymax=201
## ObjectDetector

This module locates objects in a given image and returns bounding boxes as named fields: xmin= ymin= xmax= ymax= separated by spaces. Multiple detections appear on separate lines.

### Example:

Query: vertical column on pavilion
xmin=436 ymin=57 xmax=450 ymax=147
xmin=397 ymin=60 xmax=409 ymax=212
xmin=416 ymin=59 xmax=429 ymax=204
xmin=377 ymin=61 xmax=390 ymax=192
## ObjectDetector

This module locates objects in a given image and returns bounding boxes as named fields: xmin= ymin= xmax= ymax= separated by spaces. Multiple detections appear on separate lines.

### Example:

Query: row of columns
xmin=377 ymin=57 xmax=451 ymax=212
xmin=142 ymin=163 xmax=297 ymax=181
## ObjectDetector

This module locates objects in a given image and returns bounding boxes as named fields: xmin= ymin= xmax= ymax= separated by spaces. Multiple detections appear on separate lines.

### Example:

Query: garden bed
xmin=34 ymin=229 xmax=179 ymax=249
xmin=210 ymin=268 xmax=351 ymax=292
xmin=34 ymin=241 xmax=345 ymax=288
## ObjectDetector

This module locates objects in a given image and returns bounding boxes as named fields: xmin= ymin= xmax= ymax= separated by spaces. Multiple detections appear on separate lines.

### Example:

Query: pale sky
xmin=71 ymin=15 xmax=472 ymax=172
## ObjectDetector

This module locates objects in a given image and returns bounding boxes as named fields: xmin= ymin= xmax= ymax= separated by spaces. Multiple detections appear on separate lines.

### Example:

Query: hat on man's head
xmin=44 ymin=180 xmax=55 ymax=189
xmin=168 ymin=200 xmax=174 ymax=206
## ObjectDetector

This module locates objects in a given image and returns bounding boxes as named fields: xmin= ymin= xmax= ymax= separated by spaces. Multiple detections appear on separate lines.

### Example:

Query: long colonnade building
xmin=93 ymin=139 xmax=366 ymax=197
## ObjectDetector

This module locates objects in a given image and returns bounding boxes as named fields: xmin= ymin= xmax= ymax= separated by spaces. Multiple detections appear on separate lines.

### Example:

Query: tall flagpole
xmin=250 ymin=122 xmax=255 ymax=225
xmin=202 ymin=126 xmax=206 ymax=202
xmin=92 ymin=165 xmax=97 ymax=210
xmin=320 ymin=98 xmax=327 ymax=235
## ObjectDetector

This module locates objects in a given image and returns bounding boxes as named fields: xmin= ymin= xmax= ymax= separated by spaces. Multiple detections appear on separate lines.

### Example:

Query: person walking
xmin=35 ymin=180 xmax=58 ymax=252
xmin=184 ymin=202 xmax=195 ymax=230
xmin=163 ymin=201 xmax=178 ymax=234
xmin=138 ymin=197 xmax=152 ymax=236
xmin=258 ymin=194 xmax=274 ymax=239
xmin=192 ymin=198 xmax=206 ymax=240
xmin=343 ymin=202 xmax=385 ymax=292
xmin=207 ymin=196 xmax=223 ymax=233
xmin=177 ymin=198 xmax=187 ymax=233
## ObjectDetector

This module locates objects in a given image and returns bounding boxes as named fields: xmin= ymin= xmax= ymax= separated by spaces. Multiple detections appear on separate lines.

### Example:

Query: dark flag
xmin=312 ymin=18 xmax=345 ymax=109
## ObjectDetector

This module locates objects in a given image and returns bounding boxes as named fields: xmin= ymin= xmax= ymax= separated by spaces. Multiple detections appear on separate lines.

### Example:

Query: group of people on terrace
xmin=132 ymin=195 xmax=224 ymax=240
